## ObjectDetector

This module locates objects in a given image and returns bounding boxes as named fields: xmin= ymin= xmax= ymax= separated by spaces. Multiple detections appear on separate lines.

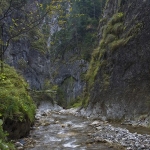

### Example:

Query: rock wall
xmin=49 ymin=50 xmax=88 ymax=106
xmin=4 ymin=3 xmax=88 ymax=104
xmin=85 ymin=0 xmax=150 ymax=123
xmin=5 ymin=38 xmax=50 ymax=90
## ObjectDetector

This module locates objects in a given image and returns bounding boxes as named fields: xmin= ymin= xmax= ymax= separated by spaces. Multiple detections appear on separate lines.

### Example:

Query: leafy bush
xmin=0 ymin=119 xmax=15 ymax=150
xmin=0 ymin=63 xmax=36 ymax=122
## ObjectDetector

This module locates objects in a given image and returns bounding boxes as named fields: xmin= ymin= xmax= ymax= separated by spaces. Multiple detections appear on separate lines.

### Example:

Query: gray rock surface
xmin=86 ymin=0 xmax=150 ymax=124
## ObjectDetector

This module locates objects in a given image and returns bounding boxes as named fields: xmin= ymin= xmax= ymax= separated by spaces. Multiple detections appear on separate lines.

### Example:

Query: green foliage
xmin=84 ymin=7 xmax=143 ymax=105
xmin=30 ymin=79 xmax=58 ymax=105
xmin=0 ymin=0 xmax=50 ymax=73
xmin=0 ymin=119 xmax=15 ymax=150
xmin=0 ymin=64 xmax=34 ymax=149
xmin=67 ymin=96 xmax=82 ymax=108
xmin=110 ymin=12 xmax=124 ymax=25
xmin=85 ymin=11 xmax=128 ymax=104
xmin=112 ymin=22 xmax=124 ymax=35
xmin=50 ymin=0 xmax=106 ymax=61
xmin=56 ymin=87 xmax=66 ymax=107
xmin=0 ymin=63 xmax=36 ymax=122
xmin=109 ymin=38 xmax=126 ymax=51
xmin=105 ymin=34 xmax=116 ymax=44
xmin=29 ymin=27 xmax=47 ymax=54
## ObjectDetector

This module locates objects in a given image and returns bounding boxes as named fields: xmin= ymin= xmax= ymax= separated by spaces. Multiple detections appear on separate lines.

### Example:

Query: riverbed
xmin=23 ymin=112 xmax=120 ymax=149
xmin=16 ymin=102 xmax=150 ymax=150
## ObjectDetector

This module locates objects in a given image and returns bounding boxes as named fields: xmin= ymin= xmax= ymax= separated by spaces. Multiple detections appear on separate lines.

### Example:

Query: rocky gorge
xmin=1 ymin=0 xmax=150 ymax=149
xmin=4 ymin=0 xmax=150 ymax=124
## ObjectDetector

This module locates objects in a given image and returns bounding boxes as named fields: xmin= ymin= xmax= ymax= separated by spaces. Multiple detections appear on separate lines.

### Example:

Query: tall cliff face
xmin=49 ymin=50 xmax=88 ymax=106
xmin=5 ymin=38 xmax=50 ymax=90
xmin=85 ymin=0 xmax=150 ymax=122
xmin=2 ymin=0 xmax=50 ymax=90
xmin=3 ymin=1 xmax=88 ymax=105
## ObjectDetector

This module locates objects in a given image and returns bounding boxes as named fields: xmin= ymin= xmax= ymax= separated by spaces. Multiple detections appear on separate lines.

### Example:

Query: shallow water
xmin=112 ymin=123 xmax=150 ymax=135
xmin=25 ymin=111 xmax=118 ymax=150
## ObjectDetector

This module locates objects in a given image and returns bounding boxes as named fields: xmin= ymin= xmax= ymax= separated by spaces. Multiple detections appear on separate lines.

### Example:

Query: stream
xmin=16 ymin=102 xmax=150 ymax=150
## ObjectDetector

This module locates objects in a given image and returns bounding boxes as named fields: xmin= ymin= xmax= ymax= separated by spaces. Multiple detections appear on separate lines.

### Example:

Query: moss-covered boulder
xmin=0 ymin=63 xmax=36 ymax=139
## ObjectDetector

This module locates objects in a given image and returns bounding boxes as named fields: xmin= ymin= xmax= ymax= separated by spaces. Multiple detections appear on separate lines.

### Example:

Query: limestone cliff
xmin=4 ymin=1 xmax=88 ymax=105
xmin=85 ymin=0 xmax=150 ymax=124
xmin=5 ymin=39 xmax=50 ymax=90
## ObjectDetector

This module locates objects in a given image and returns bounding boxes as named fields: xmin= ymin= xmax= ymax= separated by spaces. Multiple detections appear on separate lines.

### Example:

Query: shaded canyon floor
xmin=16 ymin=102 xmax=150 ymax=150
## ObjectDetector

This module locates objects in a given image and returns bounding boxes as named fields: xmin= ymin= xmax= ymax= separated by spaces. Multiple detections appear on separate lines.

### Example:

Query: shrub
xmin=0 ymin=63 xmax=36 ymax=122
xmin=0 ymin=119 xmax=15 ymax=150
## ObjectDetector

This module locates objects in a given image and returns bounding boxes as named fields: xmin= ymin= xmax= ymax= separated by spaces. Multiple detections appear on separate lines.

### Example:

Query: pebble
xmin=22 ymin=105 xmax=150 ymax=150
xmin=17 ymin=147 xmax=24 ymax=150
xmin=90 ymin=120 xmax=100 ymax=126
xmin=61 ymin=108 xmax=150 ymax=149
xmin=15 ymin=142 xmax=23 ymax=147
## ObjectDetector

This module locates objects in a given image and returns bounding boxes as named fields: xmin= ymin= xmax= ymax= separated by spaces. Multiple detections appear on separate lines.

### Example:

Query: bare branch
xmin=3 ymin=10 xmax=50 ymax=54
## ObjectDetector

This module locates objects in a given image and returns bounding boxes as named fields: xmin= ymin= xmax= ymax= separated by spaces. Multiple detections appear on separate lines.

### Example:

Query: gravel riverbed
xmin=15 ymin=102 xmax=150 ymax=150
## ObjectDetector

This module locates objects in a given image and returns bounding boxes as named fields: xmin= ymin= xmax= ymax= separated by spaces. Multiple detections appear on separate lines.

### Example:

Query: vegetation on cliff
xmin=0 ymin=63 xmax=36 ymax=147
xmin=50 ymin=0 xmax=106 ymax=61
xmin=79 ymin=0 xmax=144 ymax=107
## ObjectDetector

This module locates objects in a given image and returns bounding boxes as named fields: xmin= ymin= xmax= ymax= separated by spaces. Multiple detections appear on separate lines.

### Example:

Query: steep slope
xmin=84 ymin=0 xmax=150 ymax=124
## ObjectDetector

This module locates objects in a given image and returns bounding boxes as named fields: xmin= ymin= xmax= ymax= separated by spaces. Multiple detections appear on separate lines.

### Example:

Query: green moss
xmin=111 ymin=22 xmax=124 ymax=35
xmin=109 ymin=38 xmax=126 ymax=51
xmin=29 ymin=27 xmax=47 ymax=54
xmin=84 ymin=4 xmax=143 ymax=105
xmin=86 ymin=59 xmax=99 ymax=88
xmin=84 ymin=12 xmax=125 ymax=104
xmin=105 ymin=34 xmax=117 ymax=44
xmin=0 ymin=63 xmax=36 ymax=149
xmin=67 ymin=96 xmax=83 ymax=108
xmin=110 ymin=12 xmax=124 ymax=25
xmin=102 ymin=24 xmax=113 ymax=39
xmin=0 ymin=63 xmax=36 ymax=122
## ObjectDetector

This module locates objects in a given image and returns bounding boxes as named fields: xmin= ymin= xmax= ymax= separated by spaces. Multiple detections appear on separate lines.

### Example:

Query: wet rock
xmin=67 ymin=123 xmax=72 ymax=127
xmin=94 ymin=137 xmax=107 ymax=143
xmin=61 ymin=124 xmax=66 ymax=128
xmin=41 ymin=122 xmax=50 ymax=126
xmin=17 ymin=147 xmax=24 ymax=150
xmin=90 ymin=121 xmax=100 ymax=126
xmin=55 ymin=120 xmax=59 ymax=124
xmin=96 ymin=126 xmax=103 ymax=130
xmin=41 ymin=112 xmax=47 ymax=116
xmin=15 ymin=142 xmax=24 ymax=147
xmin=86 ymin=138 xmax=95 ymax=144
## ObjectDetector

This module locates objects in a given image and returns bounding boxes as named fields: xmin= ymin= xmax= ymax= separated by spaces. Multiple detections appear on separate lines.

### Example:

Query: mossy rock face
xmin=0 ymin=63 xmax=36 ymax=139
xmin=85 ymin=0 xmax=150 ymax=121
